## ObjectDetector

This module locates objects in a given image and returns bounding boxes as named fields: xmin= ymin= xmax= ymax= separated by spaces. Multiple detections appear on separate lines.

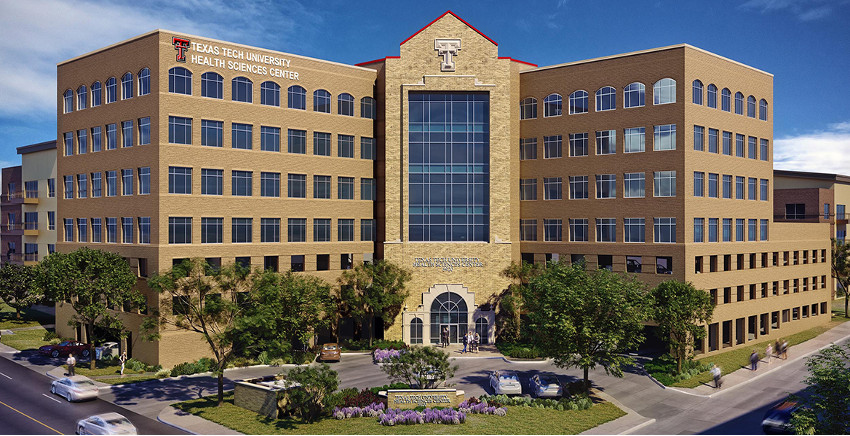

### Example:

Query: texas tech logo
xmin=434 ymin=38 xmax=461 ymax=72
xmin=172 ymin=37 xmax=190 ymax=62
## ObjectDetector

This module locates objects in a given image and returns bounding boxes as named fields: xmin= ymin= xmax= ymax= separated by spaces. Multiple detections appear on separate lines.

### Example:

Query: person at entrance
xmin=441 ymin=327 xmax=449 ymax=348
xmin=473 ymin=332 xmax=480 ymax=352
xmin=462 ymin=332 xmax=468 ymax=353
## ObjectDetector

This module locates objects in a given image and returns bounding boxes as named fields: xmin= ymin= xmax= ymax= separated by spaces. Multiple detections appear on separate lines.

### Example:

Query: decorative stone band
xmin=412 ymin=257 xmax=485 ymax=272
xmin=381 ymin=389 xmax=466 ymax=409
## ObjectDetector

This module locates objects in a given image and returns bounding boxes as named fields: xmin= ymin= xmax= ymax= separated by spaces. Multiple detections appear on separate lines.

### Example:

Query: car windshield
xmin=539 ymin=376 xmax=558 ymax=385
xmin=105 ymin=417 xmax=132 ymax=427
xmin=58 ymin=341 xmax=71 ymax=346
xmin=323 ymin=345 xmax=337 ymax=350
xmin=500 ymin=373 xmax=518 ymax=382
xmin=74 ymin=380 xmax=97 ymax=388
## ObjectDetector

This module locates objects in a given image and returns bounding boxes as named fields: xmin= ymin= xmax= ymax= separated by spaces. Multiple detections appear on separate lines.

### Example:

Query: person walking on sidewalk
xmin=473 ymin=332 xmax=480 ymax=353
xmin=781 ymin=340 xmax=789 ymax=359
xmin=750 ymin=349 xmax=759 ymax=371
xmin=66 ymin=353 xmax=76 ymax=376
xmin=765 ymin=343 xmax=773 ymax=365
xmin=461 ymin=332 xmax=468 ymax=353
xmin=711 ymin=364 xmax=722 ymax=388
xmin=119 ymin=352 xmax=127 ymax=376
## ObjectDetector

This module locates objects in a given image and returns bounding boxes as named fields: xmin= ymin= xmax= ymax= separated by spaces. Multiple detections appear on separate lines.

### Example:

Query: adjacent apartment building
xmin=54 ymin=11 xmax=831 ymax=365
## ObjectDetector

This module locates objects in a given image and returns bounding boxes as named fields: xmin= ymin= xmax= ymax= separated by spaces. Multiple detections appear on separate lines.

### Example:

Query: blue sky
xmin=1 ymin=0 xmax=848 ymax=172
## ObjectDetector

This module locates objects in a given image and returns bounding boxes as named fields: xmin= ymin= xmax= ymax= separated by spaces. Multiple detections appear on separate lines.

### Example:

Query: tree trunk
xmin=86 ymin=324 xmax=96 ymax=370
xmin=217 ymin=371 xmax=224 ymax=406
xmin=583 ymin=367 xmax=590 ymax=393
xmin=676 ymin=350 xmax=683 ymax=374
xmin=15 ymin=308 xmax=20 ymax=319
xmin=845 ymin=293 xmax=848 ymax=319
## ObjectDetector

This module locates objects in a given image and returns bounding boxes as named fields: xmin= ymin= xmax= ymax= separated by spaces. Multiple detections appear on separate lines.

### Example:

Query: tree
xmin=281 ymin=364 xmax=339 ymax=422
xmin=380 ymin=346 xmax=457 ymax=389
xmin=498 ymin=261 xmax=541 ymax=342
xmin=831 ymin=238 xmax=850 ymax=318
xmin=789 ymin=343 xmax=850 ymax=434
xmin=337 ymin=260 xmax=411 ymax=346
xmin=0 ymin=263 xmax=43 ymax=319
xmin=37 ymin=248 xmax=142 ymax=370
xmin=236 ymin=270 xmax=335 ymax=360
xmin=523 ymin=262 xmax=649 ymax=392
xmin=144 ymin=258 xmax=250 ymax=406
xmin=650 ymin=280 xmax=714 ymax=374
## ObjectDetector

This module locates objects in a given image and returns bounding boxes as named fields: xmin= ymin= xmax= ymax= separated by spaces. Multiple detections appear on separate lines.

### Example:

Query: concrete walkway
xmin=158 ymin=406 xmax=241 ymax=435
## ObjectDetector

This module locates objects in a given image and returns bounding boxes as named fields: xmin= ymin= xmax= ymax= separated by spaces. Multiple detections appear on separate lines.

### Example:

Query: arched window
xmin=624 ymin=82 xmax=645 ymax=108
xmin=520 ymin=97 xmax=537 ymax=119
xmin=475 ymin=317 xmax=489 ymax=345
xmin=260 ymin=81 xmax=280 ymax=106
xmin=201 ymin=72 xmax=223 ymax=99
xmin=569 ymin=90 xmax=588 ymax=114
xmin=410 ymin=318 xmax=423 ymax=344
xmin=429 ymin=292 xmax=468 ymax=344
xmin=313 ymin=89 xmax=331 ymax=113
xmin=105 ymin=77 xmax=117 ymax=103
xmin=288 ymin=85 xmax=306 ymax=110
xmin=721 ymin=88 xmax=731 ymax=112
xmin=759 ymin=99 xmax=768 ymax=121
xmin=91 ymin=81 xmax=102 ymax=107
xmin=734 ymin=92 xmax=744 ymax=115
xmin=338 ymin=93 xmax=354 ymax=116
xmin=707 ymin=84 xmax=717 ymax=108
xmin=168 ymin=67 xmax=192 ymax=95
xmin=543 ymin=93 xmax=562 ymax=117
xmin=232 ymin=77 xmax=252 ymax=102
xmin=77 ymin=85 xmax=87 ymax=110
xmin=361 ymin=96 xmax=376 ymax=119
xmin=653 ymin=78 xmax=676 ymax=105
xmin=596 ymin=86 xmax=616 ymax=111
xmin=121 ymin=72 xmax=133 ymax=99
xmin=747 ymin=95 xmax=756 ymax=118
xmin=63 ymin=89 xmax=74 ymax=113
xmin=138 ymin=68 xmax=150 ymax=96
xmin=692 ymin=80 xmax=703 ymax=105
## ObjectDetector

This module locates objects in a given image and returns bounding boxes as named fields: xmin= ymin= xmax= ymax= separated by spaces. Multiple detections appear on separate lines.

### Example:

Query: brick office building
xmin=55 ymin=11 xmax=830 ymax=365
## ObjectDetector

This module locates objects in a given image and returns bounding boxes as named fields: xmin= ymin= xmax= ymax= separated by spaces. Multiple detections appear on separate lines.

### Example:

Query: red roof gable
xmin=401 ymin=10 xmax=497 ymax=46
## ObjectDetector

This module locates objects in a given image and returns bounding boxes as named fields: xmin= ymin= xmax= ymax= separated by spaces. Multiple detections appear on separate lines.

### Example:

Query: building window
xmin=232 ymin=170 xmax=252 ymax=196
xmin=653 ymin=78 xmax=676 ymax=105
xmin=201 ymin=72 xmax=223 ymax=99
xmin=76 ymin=174 xmax=87 ymax=198
xmin=693 ymin=125 xmax=704 ymax=151
xmin=624 ymin=82 xmax=645 ymax=108
xmin=760 ymin=138 xmax=769 ymax=161
xmin=77 ymin=85 xmax=87 ymax=110
xmin=260 ymin=172 xmax=280 ymax=197
xmin=261 ymin=218 xmax=280 ymax=243
xmin=201 ymin=169 xmax=223 ymax=195
xmin=824 ymin=203 xmax=831 ymax=220
xmin=520 ymin=179 xmax=537 ymax=201
xmin=168 ymin=67 xmax=192 ymax=95
xmin=90 ymin=218 xmax=101 ymax=243
xmin=519 ymin=138 xmax=537 ymax=160
xmin=569 ymin=90 xmax=588 ymax=114
xmin=721 ymin=88 xmax=731 ymax=111
xmin=543 ymin=135 xmax=562 ymax=158
xmin=313 ymin=175 xmax=331 ymax=199
xmin=361 ymin=178 xmax=375 ymax=201
xmin=64 ymin=218 xmax=73 ymax=242
xmin=595 ymin=86 xmax=616 ymax=111
xmin=105 ymin=77 xmax=117 ymax=103
xmin=708 ymin=173 xmax=719 ymax=198
xmin=106 ymin=217 xmax=117 ymax=243
xmin=198 ymin=120 xmax=222 ymax=148
xmin=313 ymin=89 xmax=331 ymax=113
xmin=288 ymin=174 xmax=306 ymax=198
xmin=596 ymin=174 xmax=616 ymax=199
xmin=361 ymin=219 xmax=375 ymax=241
xmin=596 ymin=218 xmax=616 ymax=243
xmin=707 ymin=84 xmax=717 ymax=108
xmin=569 ymin=133 xmax=588 ymax=157
xmin=47 ymin=178 xmax=55 ymax=198
xmin=708 ymin=128 xmax=718 ymax=153
xmin=288 ymin=218 xmax=306 ymax=242
xmin=519 ymin=219 xmax=537 ymax=241
xmin=338 ymin=176 xmax=354 ymax=200
xmin=201 ymin=217 xmax=223 ymax=243
xmin=735 ymin=92 xmax=744 ymax=115
xmin=232 ymin=77 xmax=253 ymax=102
xmin=692 ymin=80 xmax=703 ymax=105
xmin=232 ymin=218 xmax=252 ymax=243
xmin=624 ymin=218 xmax=645 ymax=243
xmin=338 ymin=135 xmax=355 ymax=158
xmin=121 ymin=120 xmax=133 ymax=148
xmin=77 ymin=129 xmax=87 ymax=154
xmin=734 ymin=176 xmax=743 ymax=199
xmin=569 ymin=218 xmax=588 ymax=242
xmin=736 ymin=218 xmax=745 ymax=242
xmin=232 ymin=123 xmax=252 ymax=150
xmin=91 ymin=126 xmax=102 ymax=152
xmin=720 ymin=131 xmax=730 ymax=155
xmin=260 ymin=81 xmax=280 ymax=106
xmin=91 ymin=172 xmax=102 ymax=197
xmin=543 ymin=177 xmax=562 ymax=200
xmin=520 ymin=97 xmax=537 ymax=119
xmin=138 ymin=68 xmax=150 ymax=96
xmin=167 ymin=167 xmax=191 ymax=194
xmin=91 ymin=81 xmax=102 ymax=107
xmin=654 ymin=217 xmax=676 ymax=243
xmin=694 ymin=218 xmax=705 ymax=243
xmin=544 ymin=219 xmax=562 ymax=242
xmin=121 ymin=217 xmax=133 ymax=243
xmin=837 ymin=204 xmax=845 ymax=220
xmin=138 ymin=167 xmax=150 ymax=195
xmin=168 ymin=116 xmax=192 ymax=144
xmin=77 ymin=218 xmax=88 ymax=242
xmin=543 ymin=93 xmax=562 ymax=117
xmin=708 ymin=218 xmax=718 ymax=242
xmin=723 ymin=218 xmax=732 ymax=242
xmin=361 ymin=97 xmax=376 ymax=119
xmin=654 ymin=124 xmax=676 ymax=150
xmin=338 ymin=93 xmax=354 ymax=116
xmin=748 ymin=219 xmax=757 ymax=241
xmin=361 ymin=137 xmax=375 ymax=160
xmin=314 ymin=132 xmax=331 ymax=156
xmin=168 ymin=217 xmax=191 ymax=244
xmin=63 ymin=132 xmax=73 ymax=156
xmin=569 ymin=176 xmax=588 ymax=199
xmin=748 ymin=177 xmax=757 ymax=200
xmin=624 ymin=172 xmax=645 ymax=198
xmin=63 ymin=89 xmax=74 ymax=113
xmin=596 ymin=130 xmax=616 ymax=155
xmin=759 ymin=99 xmax=768 ymax=121
xmin=288 ymin=85 xmax=306 ymax=109
xmin=138 ymin=117 xmax=150 ymax=145
xmin=747 ymin=95 xmax=756 ymax=118
xmin=121 ymin=72 xmax=133 ymax=99
xmin=138 ymin=217 xmax=150 ymax=244
xmin=283 ymin=129 xmax=306 ymax=154
xmin=760 ymin=219 xmax=768 ymax=241
xmin=694 ymin=172 xmax=704 ymax=197
xmin=103 ymin=123 xmax=116 ymax=150
xmin=735 ymin=134 xmax=745 ymax=157
xmin=337 ymin=219 xmax=354 ymax=242
xmin=257 ymin=126 xmax=280 ymax=152
xmin=106 ymin=170 xmax=117 ymax=197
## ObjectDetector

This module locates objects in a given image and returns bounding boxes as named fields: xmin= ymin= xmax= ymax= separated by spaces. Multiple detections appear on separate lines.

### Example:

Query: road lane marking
xmin=0 ymin=372 xmax=11 ymax=379
xmin=41 ymin=393 xmax=62 ymax=403
xmin=0 ymin=399 xmax=63 ymax=434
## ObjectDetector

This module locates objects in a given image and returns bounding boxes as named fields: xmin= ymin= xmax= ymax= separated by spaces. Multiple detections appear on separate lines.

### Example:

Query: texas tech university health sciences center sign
xmin=385 ymin=389 xmax=465 ymax=409
xmin=172 ymin=36 xmax=301 ymax=80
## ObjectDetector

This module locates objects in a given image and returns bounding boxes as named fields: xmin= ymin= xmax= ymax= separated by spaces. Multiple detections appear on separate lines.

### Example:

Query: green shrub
xmin=155 ymin=368 xmax=171 ymax=378
xmin=367 ymin=382 xmax=411 ymax=395
xmin=280 ymin=364 xmax=340 ymax=422
xmin=496 ymin=342 xmax=542 ymax=359
xmin=170 ymin=361 xmax=198 ymax=377
xmin=480 ymin=393 xmax=591 ymax=411
xmin=645 ymin=354 xmax=712 ymax=386
xmin=42 ymin=330 xmax=58 ymax=341
xmin=125 ymin=358 xmax=146 ymax=372
xmin=341 ymin=339 xmax=408 ymax=351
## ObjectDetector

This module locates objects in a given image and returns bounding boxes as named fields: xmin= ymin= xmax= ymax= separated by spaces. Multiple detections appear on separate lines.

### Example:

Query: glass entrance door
xmin=430 ymin=292 xmax=468 ymax=344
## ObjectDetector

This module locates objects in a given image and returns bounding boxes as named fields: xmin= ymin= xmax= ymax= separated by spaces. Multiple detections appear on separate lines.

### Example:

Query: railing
xmin=3 ymin=253 xmax=22 ymax=262
xmin=23 ymin=253 xmax=38 ymax=262
xmin=1 ymin=191 xmax=23 ymax=202
xmin=24 ymin=221 xmax=38 ymax=231
xmin=3 ymin=223 xmax=23 ymax=231
xmin=24 ymin=189 xmax=38 ymax=199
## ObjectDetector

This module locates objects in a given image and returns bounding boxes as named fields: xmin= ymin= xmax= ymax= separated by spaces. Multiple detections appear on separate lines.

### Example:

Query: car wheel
xmin=50 ymin=385 xmax=55 ymax=394
xmin=66 ymin=392 xmax=72 ymax=402
xmin=77 ymin=426 xmax=85 ymax=435
xmin=81 ymin=349 xmax=90 ymax=358
xmin=51 ymin=350 xmax=59 ymax=358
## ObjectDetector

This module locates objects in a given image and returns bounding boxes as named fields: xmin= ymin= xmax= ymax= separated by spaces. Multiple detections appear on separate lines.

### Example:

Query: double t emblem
xmin=434 ymin=39 xmax=461 ymax=72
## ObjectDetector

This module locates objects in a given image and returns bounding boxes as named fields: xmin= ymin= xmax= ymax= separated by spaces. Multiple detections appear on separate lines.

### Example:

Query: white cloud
xmin=0 ymin=0 xmax=319 ymax=119
xmin=738 ymin=0 xmax=845 ymax=21
xmin=774 ymin=124 xmax=850 ymax=175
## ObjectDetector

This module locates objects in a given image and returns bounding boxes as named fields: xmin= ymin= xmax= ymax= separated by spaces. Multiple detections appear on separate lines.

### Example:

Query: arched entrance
xmin=430 ymin=292 xmax=468 ymax=344
xmin=475 ymin=317 xmax=489 ymax=345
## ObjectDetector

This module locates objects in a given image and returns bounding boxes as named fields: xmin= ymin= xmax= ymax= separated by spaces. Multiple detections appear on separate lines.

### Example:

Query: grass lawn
xmin=174 ymin=393 xmax=625 ymax=435
xmin=671 ymin=314 xmax=850 ymax=388
xmin=0 ymin=325 xmax=54 ymax=351
xmin=0 ymin=303 xmax=53 ymax=330
xmin=97 ymin=374 xmax=161 ymax=385
xmin=75 ymin=361 xmax=145 ymax=378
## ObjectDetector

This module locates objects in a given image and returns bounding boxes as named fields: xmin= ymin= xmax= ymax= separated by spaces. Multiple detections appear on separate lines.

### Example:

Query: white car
xmin=98 ymin=342 xmax=120 ymax=359
xmin=530 ymin=374 xmax=564 ymax=398
xmin=76 ymin=412 xmax=137 ymax=435
xmin=489 ymin=370 xmax=522 ymax=395
xmin=51 ymin=376 xmax=99 ymax=402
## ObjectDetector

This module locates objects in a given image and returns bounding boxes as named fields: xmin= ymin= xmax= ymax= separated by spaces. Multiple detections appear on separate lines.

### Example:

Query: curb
xmin=157 ymin=406 xmax=199 ymax=435
xmin=622 ymin=418 xmax=657 ymax=435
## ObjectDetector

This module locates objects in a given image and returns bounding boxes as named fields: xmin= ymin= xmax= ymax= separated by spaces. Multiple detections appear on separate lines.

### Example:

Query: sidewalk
xmin=158 ymin=406 xmax=241 ymax=435
xmin=580 ymin=388 xmax=654 ymax=435
xmin=667 ymin=320 xmax=850 ymax=397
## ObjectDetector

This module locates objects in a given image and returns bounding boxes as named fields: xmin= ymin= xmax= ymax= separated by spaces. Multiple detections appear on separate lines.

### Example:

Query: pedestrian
xmin=443 ymin=327 xmax=449 ymax=348
xmin=750 ymin=349 xmax=759 ymax=371
xmin=119 ymin=352 xmax=127 ymax=376
xmin=67 ymin=353 xmax=76 ymax=376
xmin=782 ymin=340 xmax=788 ymax=359
xmin=474 ymin=332 xmax=480 ymax=353
xmin=711 ymin=364 xmax=722 ymax=388
xmin=461 ymin=332 xmax=468 ymax=353
xmin=765 ymin=343 xmax=773 ymax=365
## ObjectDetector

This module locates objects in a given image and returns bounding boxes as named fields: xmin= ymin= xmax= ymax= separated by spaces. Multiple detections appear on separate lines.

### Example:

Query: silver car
xmin=51 ymin=376 xmax=99 ymax=402
xmin=489 ymin=370 xmax=522 ymax=395
xmin=530 ymin=374 xmax=564 ymax=398
xmin=76 ymin=412 xmax=137 ymax=435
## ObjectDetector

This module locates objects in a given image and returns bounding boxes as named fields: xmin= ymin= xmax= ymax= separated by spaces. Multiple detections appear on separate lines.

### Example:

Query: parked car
xmin=530 ymin=373 xmax=564 ymax=398
xmin=39 ymin=341 xmax=91 ymax=358
xmin=319 ymin=343 xmax=340 ymax=362
xmin=97 ymin=342 xmax=120 ymax=359
xmin=51 ymin=376 xmax=99 ymax=402
xmin=761 ymin=400 xmax=800 ymax=434
xmin=76 ymin=412 xmax=137 ymax=435
xmin=489 ymin=370 xmax=522 ymax=395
